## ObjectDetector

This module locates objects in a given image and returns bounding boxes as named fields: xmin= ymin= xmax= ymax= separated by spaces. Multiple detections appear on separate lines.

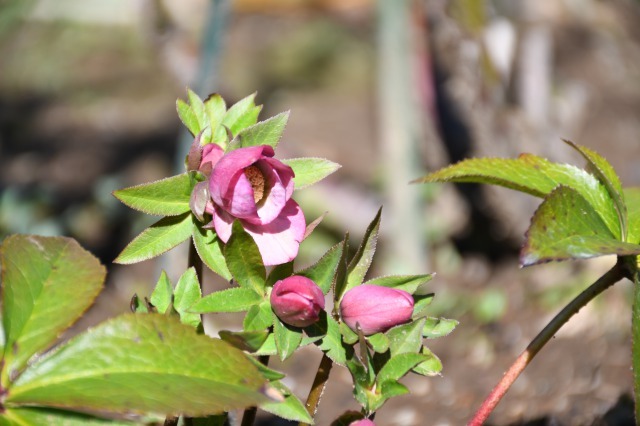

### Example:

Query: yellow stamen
xmin=244 ymin=165 xmax=265 ymax=203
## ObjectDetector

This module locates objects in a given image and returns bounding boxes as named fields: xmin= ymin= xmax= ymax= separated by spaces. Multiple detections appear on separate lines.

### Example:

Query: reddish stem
xmin=468 ymin=260 xmax=628 ymax=426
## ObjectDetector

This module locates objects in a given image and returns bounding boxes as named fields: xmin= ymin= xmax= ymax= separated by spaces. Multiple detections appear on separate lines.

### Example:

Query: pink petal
xmin=200 ymin=143 xmax=224 ymax=171
xmin=247 ymin=159 xmax=287 ymax=225
xmin=209 ymin=145 xmax=270 ymax=208
xmin=263 ymin=157 xmax=295 ymax=198
xmin=242 ymin=199 xmax=306 ymax=266
xmin=225 ymin=170 xmax=259 ymax=219
xmin=213 ymin=206 xmax=234 ymax=242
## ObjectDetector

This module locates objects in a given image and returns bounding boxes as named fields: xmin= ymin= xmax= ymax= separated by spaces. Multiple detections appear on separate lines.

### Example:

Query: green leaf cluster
xmin=0 ymin=235 xmax=267 ymax=425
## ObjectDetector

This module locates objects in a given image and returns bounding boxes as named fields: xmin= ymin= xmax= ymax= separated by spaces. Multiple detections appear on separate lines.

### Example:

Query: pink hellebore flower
xmin=207 ymin=145 xmax=305 ymax=266
xmin=270 ymin=276 xmax=325 ymax=327
xmin=340 ymin=285 xmax=414 ymax=335
xmin=349 ymin=420 xmax=375 ymax=426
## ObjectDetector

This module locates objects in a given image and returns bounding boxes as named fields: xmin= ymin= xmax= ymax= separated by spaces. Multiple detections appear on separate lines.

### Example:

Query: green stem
xmin=299 ymin=353 xmax=334 ymax=426
xmin=468 ymin=260 xmax=628 ymax=426
xmin=241 ymin=355 xmax=270 ymax=426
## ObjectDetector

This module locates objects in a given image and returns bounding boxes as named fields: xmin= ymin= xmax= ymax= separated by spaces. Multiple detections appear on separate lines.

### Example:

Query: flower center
xmin=244 ymin=165 xmax=265 ymax=203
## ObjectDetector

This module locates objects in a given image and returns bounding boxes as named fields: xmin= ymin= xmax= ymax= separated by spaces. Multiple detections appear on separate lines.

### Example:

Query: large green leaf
xmin=564 ymin=140 xmax=627 ymax=241
xmin=234 ymin=112 xmax=289 ymax=149
xmin=522 ymin=186 xmax=640 ymax=266
xmin=273 ymin=316 xmax=303 ymax=361
xmin=376 ymin=352 xmax=427 ymax=386
xmin=297 ymin=241 xmax=345 ymax=294
xmin=0 ymin=235 xmax=105 ymax=384
xmin=281 ymin=158 xmax=341 ymax=190
xmin=8 ymin=314 xmax=266 ymax=416
xmin=417 ymin=154 xmax=622 ymax=239
xmin=625 ymin=188 xmax=640 ymax=244
xmin=173 ymin=268 xmax=202 ymax=328
xmin=115 ymin=213 xmax=193 ymax=264
xmin=190 ymin=287 xmax=262 ymax=313
xmin=113 ymin=173 xmax=194 ymax=216
xmin=192 ymin=222 xmax=232 ymax=280
xmin=412 ymin=346 xmax=443 ymax=376
xmin=2 ymin=408 xmax=137 ymax=425
xmin=224 ymin=222 xmax=266 ymax=295
xmin=387 ymin=318 xmax=426 ymax=356
xmin=422 ymin=317 xmax=458 ymax=339
xmin=342 ymin=208 xmax=382 ymax=298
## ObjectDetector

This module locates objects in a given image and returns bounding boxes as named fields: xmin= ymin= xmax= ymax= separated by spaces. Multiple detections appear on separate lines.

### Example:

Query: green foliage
xmin=234 ymin=111 xmax=289 ymax=149
xmin=258 ymin=381 xmax=313 ymax=424
xmin=191 ymin=288 xmax=262 ymax=313
xmin=273 ymin=316 xmax=303 ymax=361
xmin=297 ymin=240 xmax=345 ymax=294
xmin=224 ymin=222 xmax=266 ymax=295
xmin=113 ymin=173 xmax=195 ymax=217
xmin=173 ymin=268 xmax=202 ymax=328
xmin=282 ymin=157 xmax=341 ymax=190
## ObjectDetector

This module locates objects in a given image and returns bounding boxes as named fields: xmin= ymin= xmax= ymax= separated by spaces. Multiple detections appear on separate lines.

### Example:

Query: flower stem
xmin=241 ymin=355 xmax=270 ymax=426
xmin=468 ymin=260 xmax=629 ymax=426
xmin=299 ymin=353 xmax=334 ymax=426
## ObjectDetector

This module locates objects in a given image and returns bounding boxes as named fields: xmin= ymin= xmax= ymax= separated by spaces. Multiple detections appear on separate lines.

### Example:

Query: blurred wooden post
xmin=377 ymin=0 xmax=428 ymax=273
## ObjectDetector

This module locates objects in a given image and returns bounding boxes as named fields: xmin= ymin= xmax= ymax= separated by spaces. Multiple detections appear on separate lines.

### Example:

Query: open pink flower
xmin=207 ymin=145 xmax=305 ymax=266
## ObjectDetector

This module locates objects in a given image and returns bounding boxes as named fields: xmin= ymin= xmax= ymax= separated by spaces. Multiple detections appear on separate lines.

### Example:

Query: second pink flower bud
xmin=340 ymin=284 xmax=414 ymax=335
xmin=270 ymin=276 xmax=325 ymax=328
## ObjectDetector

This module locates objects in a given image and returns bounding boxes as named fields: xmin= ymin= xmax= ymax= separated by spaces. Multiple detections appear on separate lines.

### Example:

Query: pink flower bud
xmin=349 ymin=419 xmax=375 ymax=426
xmin=270 ymin=276 xmax=325 ymax=327
xmin=340 ymin=285 xmax=414 ymax=335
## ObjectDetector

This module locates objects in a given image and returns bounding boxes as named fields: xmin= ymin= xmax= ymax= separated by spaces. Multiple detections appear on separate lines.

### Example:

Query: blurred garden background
xmin=2 ymin=0 xmax=640 ymax=424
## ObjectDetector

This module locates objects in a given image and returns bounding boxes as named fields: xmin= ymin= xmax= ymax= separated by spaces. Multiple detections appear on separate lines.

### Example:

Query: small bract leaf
xmin=115 ymin=213 xmax=193 ymax=264
xmin=422 ymin=317 xmax=458 ymax=339
xmin=188 ymin=89 xmax=208 ymax=133
xmin=192 ymin=222 xmax=232 ymax=280
xmin=281 ymin=158 xmax=341 ymax=190
xmin=225 ymin=221 xmax=266 ymax=295
xmin=130 ymin=294 xmax=149 ymax=314
xmin=297 ymin=240 xmax=345 ymax=294
xmin=222 ymin=93 xmax=262 ymax=137
xmin=234 ymin=111 xmax=289 ymax=149
xmin=190 ymin=181 xmax=210 ymax=223
xmin=150 ymin=270 xmax=173 ymax=314
xmin=522 ymin=186 xmax=640 ymax=266
xmin=412 ymin=346 xmax=443 ymax=376
xmin=204 ymin=93 xmax=227 ymax=142
xmin=8 ymin=314 xmax=266 ymax=416
xmin=376 ymin=352 xmax=427 ymax=385
xmin=173 ymin=267 xmax=202 ymax=328
xmin=364 ymin=274 xmax=433 ymax=295
xmin=307 ymin=312 xmax=347 ymax=365
xmin=259 ymin=381 xmax=314 ymax=424
xmin=1 ymin=235 xmax=105 ymax=384
xmin=190 ymin=287 xmax=262 ymax=313
xmin=177 ymin=98 xmax=200 ymax=136
xmin=244 ymin=300 xmax=274 ymax=331
xmin=113 ymin=173 xmax=194 ymax=216
xmin=367 ymin=333 xmax=389 ymax=353
xmin=417 ymin=154 xmax=622 ymax=239
xmin=218 ymin=330 xmax=269 ymax=352
xmin=411 ymin=293 xmax=435 ymax=319
xmin=341 ymin=208 xmax=382 ymax=298
xmin=625 ymin=187 xmax=640 ymax=244
xmin=273 ymin=316 xmax=303 ymax=361
xmin=387 ymin=318 xmax=426 ymax=356
xmin=3 ymin=407 xmax=136 ymax=425
xmin=266 ymin=261 xmax=294 ymax=287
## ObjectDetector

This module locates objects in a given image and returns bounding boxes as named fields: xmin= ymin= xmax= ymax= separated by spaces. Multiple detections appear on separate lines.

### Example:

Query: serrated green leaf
xmin=297 ymin=240 xmax=345 ymax=294
xmin=222 ymin=93 xmax=262 ymax=137
xmin=219 ymin=330 xmax=269 ymax=352
xmin=3 ymin=408 xmax=137 ymax=425
xmin=204 ymin=93 xmax=227 ymax=143
xmin=364 ymin=274 xmax=433 ymax=295
xmin=387 ymin=318 xmax=426 ymax=356
xmin=9 ymin=314 xmax=266 ymax=416
xmin=273 ymin=316 xmax=303 ymax=361
xmin=225 ymin=222 xmax=266 ymax=295
xmin=150 ymin=270 xmax=172 ymax=314
xmin=115 ymin=213 xmax=193 ymax=264
xmin=626 ymin=188 xmax=640 ymax=244
xmin=259 ymin=381 xmax=313 ymax=424
xmin=307 ymin=313 xmax=347 ymax=365
xmin=367 ymin=333 xmax=389 ymax=353
xmin=266 ymin=261 xmax=294 ymax=287
xmin=188 ymin=89 xmax=207 ymax=131
xmin=1 ymin=235 xmax=104 ymax=385
xmin=191 ymin=287 xmax=262 ymax=313
xmin=247 ymin=356 xmax=286 ymax=381
xmin=234 ymin=111 xmax=289 ymax=149
xmin=244 ymin=300 xmax=274 ymax=331
xmin=192 ymin=222 xmax=232 ymax=280
xmin=522 ymin=186 xmax=640 ymax=266
xmin=422 ymin=317 xmax=458 ymax=339
xmin=173 ymin=268 xmax=202 ymax=328
xmin=177 ymin=99 xmax=200 ymax=136
xmin=342 ymin=208 xmax=382 ymax=298
xmin=332 ymin=234 xmax=350 ymax=305
xmin=281 ymin=158 xmax=341 ymax=190
xmin=418 ymin=154 xmax=622 ymax=239
xmin=113 ymin=173 xmax=194 ymax=216
xmin=255 ymin=333 xmax=277 ymax=356
xmin=339 ymin=321 xmax=358 ymax=344
xmin=379 ymin=379 xmax=409 ymax=400
xmin=412 ymin=346 xmax=442 ymax=376
xmin=564 ymin=140 xmax=627 ymax=240
xmin=376 ymin=352 xmax=427 ymax=385
xmin=411 ymin=294 xmax=435 ymax=319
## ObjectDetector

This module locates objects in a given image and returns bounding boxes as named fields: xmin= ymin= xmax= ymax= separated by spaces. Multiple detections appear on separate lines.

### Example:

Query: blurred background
xmin=1 ymin=0 xmax=640 ymax=424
